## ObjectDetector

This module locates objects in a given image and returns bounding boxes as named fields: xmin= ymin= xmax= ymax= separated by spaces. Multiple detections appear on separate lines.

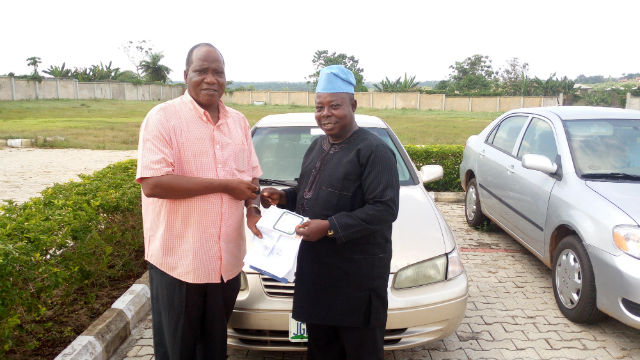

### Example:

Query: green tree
xmin=447 ymin=54 xmax=496 ymax=93
xmin=26 ymin=56 xmax=42 ymax=76
xmin=44 ymin=62 xmax=72 ymax=78
xmin=531 ymin=73 xmax=575 ymax=96
xmin=71 ymin=62 xmax=121 ymax=82
xmin=308 ymin=50 xmax=367 ymax=92
xmin=116 ymin=70 xmax=142 ymax=84
xmin=499 ymin=58 xmax=532 ymax=96
xmin=374 ymin=73 xmax=419 ymax=92
xmin=140 ymin=52 xmax=172 ymax=83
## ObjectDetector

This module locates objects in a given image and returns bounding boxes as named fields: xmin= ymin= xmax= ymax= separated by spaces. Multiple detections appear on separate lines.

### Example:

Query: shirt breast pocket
xmin=231 ymin=144 xmax=248 ymax=174
xmin=321 ymin=184 xmax=353 ymax=211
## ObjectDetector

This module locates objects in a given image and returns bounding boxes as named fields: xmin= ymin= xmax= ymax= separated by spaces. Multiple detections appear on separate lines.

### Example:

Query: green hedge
xmin=0 ymin=160 xmax=145 ymax=357
xmin=405 ymin=144 xmax=464 ymax=192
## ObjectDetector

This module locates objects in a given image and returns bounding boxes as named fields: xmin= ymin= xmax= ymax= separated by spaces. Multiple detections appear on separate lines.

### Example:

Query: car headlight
xmin=393 ymin=248 xmax=464 ymax=289
xmin=613 ymin=225 xmax=640 ymax=259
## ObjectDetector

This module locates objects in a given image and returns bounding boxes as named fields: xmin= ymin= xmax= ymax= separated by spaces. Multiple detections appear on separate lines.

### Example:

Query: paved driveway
xmin=113 ymin=202 xmax=640 ymax=360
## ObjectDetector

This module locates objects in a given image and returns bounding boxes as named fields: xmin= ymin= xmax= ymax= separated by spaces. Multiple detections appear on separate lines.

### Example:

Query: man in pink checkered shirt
xmin=136 ymin=43 xmax=262 ymax=360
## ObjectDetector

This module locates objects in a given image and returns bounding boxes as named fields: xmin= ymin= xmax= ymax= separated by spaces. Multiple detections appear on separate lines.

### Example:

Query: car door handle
xmin=507 ymin=164 xmax=515 ymax=175
xmin=479 ymin=149 xmax=486 ymax=158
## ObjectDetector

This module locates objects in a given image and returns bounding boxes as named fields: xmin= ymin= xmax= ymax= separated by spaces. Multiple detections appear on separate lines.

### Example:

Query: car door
xmin=476 ymin=115 xmax=528 ymax=228
xmin=504 ymin=116 xmax=559 ymax=256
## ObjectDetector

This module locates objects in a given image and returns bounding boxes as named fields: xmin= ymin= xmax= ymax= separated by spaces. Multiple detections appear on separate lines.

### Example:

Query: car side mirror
xmin=522 ymin=154 xmax=557 ymax=175
xmin=419 ymin=165 xmax=443 ymax=183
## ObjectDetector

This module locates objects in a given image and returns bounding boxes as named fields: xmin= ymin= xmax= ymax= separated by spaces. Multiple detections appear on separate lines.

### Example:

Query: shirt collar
xmin=183 ymin=89 xmax=228 ymax=125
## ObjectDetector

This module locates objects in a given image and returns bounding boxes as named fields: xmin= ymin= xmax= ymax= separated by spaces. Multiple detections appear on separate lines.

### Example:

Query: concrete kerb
xmin=55 ymin=272 xmax=151 ymax=360
xmin=54 ymin=193 xmax=464 ymax=360
xmin=5 ymin=139 xmax=34 ymax=148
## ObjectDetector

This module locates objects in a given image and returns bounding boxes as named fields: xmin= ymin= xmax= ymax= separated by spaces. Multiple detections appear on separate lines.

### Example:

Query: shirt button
xmin=216 ymin=145 xmax=220 ymax=149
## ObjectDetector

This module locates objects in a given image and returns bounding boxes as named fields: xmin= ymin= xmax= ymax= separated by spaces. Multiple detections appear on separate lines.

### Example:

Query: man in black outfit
xmin=261 ymin=65 xmax=400 ymax=360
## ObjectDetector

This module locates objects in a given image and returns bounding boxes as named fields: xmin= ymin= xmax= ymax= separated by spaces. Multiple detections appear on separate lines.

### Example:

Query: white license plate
xmin=288 ymin=314 xmax=308 ymax=342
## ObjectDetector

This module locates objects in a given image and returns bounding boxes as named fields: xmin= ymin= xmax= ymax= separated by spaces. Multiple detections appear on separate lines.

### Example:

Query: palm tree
xmin=44 ymin=63 xmax=72 ymax=78
xmin=374 ymin=73 xmax=419 ymax=92
xmin=139 ymin=52 xmax=172 ymax=83
xmin=26 ymin=56 xmax=41 ymax=75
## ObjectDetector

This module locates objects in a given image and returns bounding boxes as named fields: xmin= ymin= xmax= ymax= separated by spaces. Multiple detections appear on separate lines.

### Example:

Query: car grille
xmin=230 ymin=328 xmax=406 ymax=348
xmin=261 ymin=275 xmax=295 ymax=297
xmin=622 ymin=298 xmax=640 ymax=318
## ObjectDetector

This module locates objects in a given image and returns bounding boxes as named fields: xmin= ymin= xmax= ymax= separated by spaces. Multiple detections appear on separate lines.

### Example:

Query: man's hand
xmin=224 ymin=179 xmax=259 ymax=201
xmin=295 ymin=219 xmax=330 ymax=242
xmin=246 ymin=207 xmax=262 ymax=238
xmin=260 ymin=187 xmax=286 ymax=208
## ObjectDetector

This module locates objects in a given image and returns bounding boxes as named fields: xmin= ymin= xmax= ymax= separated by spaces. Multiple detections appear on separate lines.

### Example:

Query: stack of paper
xmin=244 ymin=206 xmax=307 ymax=283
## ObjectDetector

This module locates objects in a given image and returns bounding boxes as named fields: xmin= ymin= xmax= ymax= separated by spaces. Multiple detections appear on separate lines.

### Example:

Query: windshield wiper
xmin=582 ymin=172 xmax=640 ymax=181
xmin=259 ymin=178 xmax=297 ymax=186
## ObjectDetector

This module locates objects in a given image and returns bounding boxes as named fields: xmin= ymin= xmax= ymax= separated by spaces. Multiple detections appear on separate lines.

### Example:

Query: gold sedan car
xmin=228 ymin=113 xmax=468 ymax=351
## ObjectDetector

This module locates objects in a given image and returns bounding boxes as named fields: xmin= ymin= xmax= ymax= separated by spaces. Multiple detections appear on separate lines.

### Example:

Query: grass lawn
xmin=0 ymin=100 xmax=501 ymax=149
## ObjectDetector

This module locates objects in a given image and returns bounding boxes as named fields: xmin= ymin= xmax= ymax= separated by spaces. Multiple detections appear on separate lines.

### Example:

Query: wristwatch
xmin=327 ymin=228 xmax=335 ymax=237
xmin=247 ymin=204 xmax=260 ymax=212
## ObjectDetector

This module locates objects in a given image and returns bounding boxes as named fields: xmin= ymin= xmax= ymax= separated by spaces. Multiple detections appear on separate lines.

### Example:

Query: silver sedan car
xmin=460 ymin=106 xmax=640 ymax=329
xmin=227 ymin=113 xmax=469 ymax=351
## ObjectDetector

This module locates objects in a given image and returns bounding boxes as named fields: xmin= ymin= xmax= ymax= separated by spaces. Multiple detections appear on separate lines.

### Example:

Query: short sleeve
xmin=136 ymin=105 xmax=175 ymax=183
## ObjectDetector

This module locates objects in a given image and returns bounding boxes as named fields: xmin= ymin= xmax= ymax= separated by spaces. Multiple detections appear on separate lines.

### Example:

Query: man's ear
xmin=351 ymin=97 xmax=358 ymax=112
xmin=184 ymin=69 xmax=188 ymax=83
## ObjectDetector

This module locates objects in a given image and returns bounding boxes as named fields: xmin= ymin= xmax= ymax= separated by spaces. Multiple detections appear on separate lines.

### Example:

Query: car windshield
xmin=252 ymin=126 xmax=414 ymax=185
xmin=565 ymin=119 xmax=640 ymax=180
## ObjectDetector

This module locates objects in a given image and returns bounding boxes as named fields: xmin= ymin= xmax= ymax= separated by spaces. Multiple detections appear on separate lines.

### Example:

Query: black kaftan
xmin=283 ymin=127 xmax=400 ymax=327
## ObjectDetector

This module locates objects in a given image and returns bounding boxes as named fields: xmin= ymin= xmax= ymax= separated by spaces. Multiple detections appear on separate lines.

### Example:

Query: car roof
xmin=507 ymin=106 xmax=640 ymax=121
xmin=254 ymin=112 xmax=389 ymax=128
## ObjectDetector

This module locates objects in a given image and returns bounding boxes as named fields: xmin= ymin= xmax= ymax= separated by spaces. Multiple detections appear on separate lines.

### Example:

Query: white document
xmin=244 ymin=206 xmax=307 ymax=283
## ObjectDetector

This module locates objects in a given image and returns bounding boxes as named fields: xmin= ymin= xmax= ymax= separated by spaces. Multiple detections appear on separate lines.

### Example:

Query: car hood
xmin=390 ymin=185 xmax=450 ymax=273
xmin=243 ymin=185 xmax=450 ymax=274
xmin=586 ymin=181 xmax=640 ymax=224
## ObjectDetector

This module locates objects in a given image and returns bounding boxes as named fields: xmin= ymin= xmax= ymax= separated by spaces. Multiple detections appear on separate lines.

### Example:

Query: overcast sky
xmin=2 ymin=0 xmax=638 ymax=83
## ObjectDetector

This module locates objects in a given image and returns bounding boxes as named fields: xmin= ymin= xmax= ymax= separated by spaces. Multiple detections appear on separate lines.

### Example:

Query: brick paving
xmin=110 ymin=203 xmax=640 ymax=360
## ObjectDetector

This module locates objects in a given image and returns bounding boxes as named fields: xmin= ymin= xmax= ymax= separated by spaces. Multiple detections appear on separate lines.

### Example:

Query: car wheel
xmin=464 ymin=178 xmax=487 ymax=227
xmin=552 ymin=235 xmax=606 ymax=323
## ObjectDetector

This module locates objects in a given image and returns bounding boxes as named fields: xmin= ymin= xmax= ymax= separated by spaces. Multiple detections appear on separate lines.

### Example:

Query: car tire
xmin=552 ymin=235 xmax=606 ymax=323
xmin=464 ymin=178 xmax=487 ymax=227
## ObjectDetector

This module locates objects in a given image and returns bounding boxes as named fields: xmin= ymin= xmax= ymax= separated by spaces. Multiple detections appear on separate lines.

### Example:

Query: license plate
xmin=288 ymin=314 xmax=308 ymax=342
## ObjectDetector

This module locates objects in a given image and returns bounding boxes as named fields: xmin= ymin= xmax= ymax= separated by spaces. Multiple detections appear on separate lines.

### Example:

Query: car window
xmin=487 ymin=115 xmax=528 ymax=154
xmin=517 ymin=117 xmax=558 ymax=161
xmin=252 ymin=126 xmax=414 ymax=185
xmin=566 ymin=119 xmax=640 ymax=177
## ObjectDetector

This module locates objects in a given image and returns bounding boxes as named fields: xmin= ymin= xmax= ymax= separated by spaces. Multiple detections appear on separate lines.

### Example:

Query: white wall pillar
xmin=10 ymin=77 xmax=16 ymax=101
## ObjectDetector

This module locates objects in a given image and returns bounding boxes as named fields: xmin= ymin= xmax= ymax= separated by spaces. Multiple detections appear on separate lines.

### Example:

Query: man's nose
xmin=203 ymin=72 xmax=216 ymax=83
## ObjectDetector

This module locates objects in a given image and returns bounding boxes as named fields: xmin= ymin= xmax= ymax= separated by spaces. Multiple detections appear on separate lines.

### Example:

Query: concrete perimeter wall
xmin=222 ymin=90 xmax=560 ymax=112
xmin=0 ymin=77 xmax=185 ymax=101
xmin=627 ymin=93 xmax=640 ymax=110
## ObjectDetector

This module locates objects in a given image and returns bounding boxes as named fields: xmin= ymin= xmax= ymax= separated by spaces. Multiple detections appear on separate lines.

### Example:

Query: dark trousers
xmin=306 ymin=323 xmax=385 ymax=360
xmin=148 ymin=263 xmax=241 ymax=360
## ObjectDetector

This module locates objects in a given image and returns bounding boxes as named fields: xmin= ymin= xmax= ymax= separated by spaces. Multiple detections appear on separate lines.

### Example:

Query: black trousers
xmin=306 ymin=323 xmax=385 ymax=360
xmin=148 ymin=263 xmax=241 ymax=360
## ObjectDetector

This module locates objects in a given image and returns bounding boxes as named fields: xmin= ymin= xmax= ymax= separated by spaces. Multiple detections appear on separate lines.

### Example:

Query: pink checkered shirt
xmin=136 ymin=91 xmax=262 ymax=283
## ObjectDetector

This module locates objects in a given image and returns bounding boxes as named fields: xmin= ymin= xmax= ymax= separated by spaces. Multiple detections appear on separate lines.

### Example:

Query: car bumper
xmin=227 ymin=272 xmax=468 ymax=351
xmin=589 ymin=244 xmax=640 ymax=329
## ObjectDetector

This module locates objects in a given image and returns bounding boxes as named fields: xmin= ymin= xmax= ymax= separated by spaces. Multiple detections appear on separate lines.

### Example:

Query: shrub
xmin=0 ymin=160 xmax=145 ymax=358
xmin=405 ymin=145 xmax=464 ymax=192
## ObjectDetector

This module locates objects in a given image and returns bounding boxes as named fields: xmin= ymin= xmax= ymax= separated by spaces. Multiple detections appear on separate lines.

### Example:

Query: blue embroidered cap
xmin=316 ymin=65 xmax=356 ymax=94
